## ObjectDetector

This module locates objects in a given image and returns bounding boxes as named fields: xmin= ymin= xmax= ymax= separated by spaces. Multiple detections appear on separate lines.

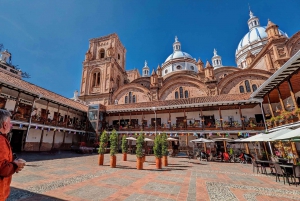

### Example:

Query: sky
xmin=1 ymin=0 xmax=300 ymax=98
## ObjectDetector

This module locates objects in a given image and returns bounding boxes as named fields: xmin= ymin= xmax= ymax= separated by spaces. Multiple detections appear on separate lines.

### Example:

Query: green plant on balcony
xmin=233 ymin=121 xmax=240 ymax=128
xmin=281 ymin=111 xmax=292 ymax=121
xmin=270 ymin=116 xmax=276 ymax=122
xmin=215 ymin=121 xmax=221 ymax=128
xmin=295 ymin=108 xmax=300 ymax=115
xmin=222 ymin=121 xmax=230 ymax=128
xmin=275 ymin=115 xmax=282 ymax=122
xmin=249 ymin=121 xmax=256 ymax=128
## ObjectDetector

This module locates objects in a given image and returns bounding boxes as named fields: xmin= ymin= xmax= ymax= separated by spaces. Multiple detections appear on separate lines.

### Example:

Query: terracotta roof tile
xmin=0 ymin=71 xmax=87 ymax=112
xmin=106 ymin=93 xmax=251 ymax=111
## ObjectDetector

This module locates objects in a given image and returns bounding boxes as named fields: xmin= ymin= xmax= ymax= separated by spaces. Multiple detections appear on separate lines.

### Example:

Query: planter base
xmin=110 ymin=155 xmax=116 ymax=168
xmin=137 ymin=157 xmax=143 ymax=170
xmin=156 ymin=157 xmax=162 ymax=169
xmin=98 ymin=154 xmax=104 ymax=165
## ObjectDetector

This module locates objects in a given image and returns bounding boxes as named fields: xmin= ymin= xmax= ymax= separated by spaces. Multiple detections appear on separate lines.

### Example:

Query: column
xmin=238 ymin=105 xmax=244 ymax=130
xmin=13 ymin=91 xmax=21 ymax=115
xmin=222 ymin=134 xmax=227 ymax=152
xmin=200 ymin=109 xmax=204 ymax=130
xmin=287 ymin=79 xmax=298 ymax=109
xmin=244 ymin=143 xmax=250 ymax=154
xmin=267 ymin=94 xmax=277 ymax=127
xmin=276 ymin=87 xmax=286 ymax=112
xmin=52 ymin=104 xmax=60 ymax=149
xmin=219 ymin=107 xmax=223 ymax=130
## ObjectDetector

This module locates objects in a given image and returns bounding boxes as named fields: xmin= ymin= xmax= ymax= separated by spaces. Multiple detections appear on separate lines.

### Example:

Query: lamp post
xmin=152 ymin=107 xmax=157 ymax=135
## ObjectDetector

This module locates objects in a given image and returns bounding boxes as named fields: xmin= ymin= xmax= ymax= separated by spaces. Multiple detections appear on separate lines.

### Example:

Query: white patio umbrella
xmin=274 ymin=127 xmax=300 ymax=140
xmin=144 ymin=138 xmax=154 ymax=142
xmin=190 ymin=138 xmax=214 ymax=143
xmin=126 ymin=137 xmax=137 ymax=141
xmin=260 ymin=128 xmax=292 ymax=141
xmin=240 ymin=133 xmax=265 ymax=142
xmin=213 ymin=138 xmax=233 ymax=142
xmin=167 ymin=137 xmax=179 ymax=141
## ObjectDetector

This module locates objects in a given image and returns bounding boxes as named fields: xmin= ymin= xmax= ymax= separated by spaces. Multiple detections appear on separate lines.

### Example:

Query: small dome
xmin=165 ymin=51 xmax=193 ymax=62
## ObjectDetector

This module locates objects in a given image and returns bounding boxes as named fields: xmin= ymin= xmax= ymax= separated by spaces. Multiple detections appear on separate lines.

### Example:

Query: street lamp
xmin=152 ymin=107 xmax=156 ymax=135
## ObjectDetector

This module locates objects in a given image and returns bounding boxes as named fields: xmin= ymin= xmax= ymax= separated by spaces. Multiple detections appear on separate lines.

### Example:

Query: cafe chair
xmin=252 ymin=161 xmax=262 ymax=174
xmin=274 ymin=163 xmax=290 ymax=185
xmin=292 ymin=165 xmax=300 ymax=187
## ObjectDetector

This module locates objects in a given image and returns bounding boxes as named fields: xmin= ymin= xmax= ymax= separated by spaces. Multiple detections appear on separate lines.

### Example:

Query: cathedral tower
xmin=79 ymin=33 xmax=126 ymax=105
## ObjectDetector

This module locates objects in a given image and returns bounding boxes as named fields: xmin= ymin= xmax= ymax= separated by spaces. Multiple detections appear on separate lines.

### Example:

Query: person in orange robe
xmin=0 ymin=110 xmax=25 ymax=200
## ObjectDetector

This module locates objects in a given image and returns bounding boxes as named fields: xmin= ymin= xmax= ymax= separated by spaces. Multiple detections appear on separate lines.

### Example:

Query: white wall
xmin=27 ymin=129 xmax=42 ymax=142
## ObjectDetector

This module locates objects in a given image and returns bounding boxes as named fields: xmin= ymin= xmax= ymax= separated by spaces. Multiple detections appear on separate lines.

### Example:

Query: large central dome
xmin=162 ymin=36 xmax=197 ymax=77
xmin=165 ymin=51 xmax=193 ymax=62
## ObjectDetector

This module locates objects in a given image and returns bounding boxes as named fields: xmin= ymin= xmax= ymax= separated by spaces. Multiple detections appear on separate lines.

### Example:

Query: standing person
xmin=0 ymin=109 xmax=26 ymax=200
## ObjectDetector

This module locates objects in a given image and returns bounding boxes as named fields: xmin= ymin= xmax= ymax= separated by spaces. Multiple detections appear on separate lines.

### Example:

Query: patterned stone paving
xmin=6 ymin=152 xmax=300 ymax=201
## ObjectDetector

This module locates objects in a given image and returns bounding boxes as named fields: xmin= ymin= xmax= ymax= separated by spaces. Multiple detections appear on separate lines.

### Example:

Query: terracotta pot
xmin=162 ymin=155 xmax=168 ymax=166
xmin=110 ymin=155 xmax=116 ymax=168
xmin=142 ymin=155 xmax=146 ymax=163
xmin=156 ymin=157 xmax=162 ymax=169
xmin=123 ymin=153 xmax=127 ymax=161
xmin=98 ymin=154 xmax=104 ymax=165
xmin=137 ymin=157 xmax=143 ymax=170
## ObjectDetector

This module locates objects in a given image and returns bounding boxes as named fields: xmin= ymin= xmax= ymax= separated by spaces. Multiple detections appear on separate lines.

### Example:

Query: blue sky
xmin=1 ymin=0 xmax=300 ymax=98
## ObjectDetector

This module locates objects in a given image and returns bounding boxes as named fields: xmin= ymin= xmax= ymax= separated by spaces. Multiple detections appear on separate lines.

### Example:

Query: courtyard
xmin=7 ymin=152 xmax=300 ymax=201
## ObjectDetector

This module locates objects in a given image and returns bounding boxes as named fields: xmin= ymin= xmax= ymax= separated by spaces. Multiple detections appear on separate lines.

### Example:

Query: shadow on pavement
xmin=8 ymin=187 xmax=65 ymax=201
xmin=14 ymin=151 xmax=95 ymax=162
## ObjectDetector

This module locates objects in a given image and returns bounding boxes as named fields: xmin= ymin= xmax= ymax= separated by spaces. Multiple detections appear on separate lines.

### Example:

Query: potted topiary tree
xmin=153 ymin=134 xmax=162 ymax=169
xmin=121 ymin=135 xmax=128 ymax=161
xmin=109 ymin=129 xmax=118 ymax=168
xmin=98 ymin=130 xmax=108 ymax=165
xmin=161 ymin=133 xmax=168 ymax=166
xmin=136 ymin=134 xmax=144 ymax=170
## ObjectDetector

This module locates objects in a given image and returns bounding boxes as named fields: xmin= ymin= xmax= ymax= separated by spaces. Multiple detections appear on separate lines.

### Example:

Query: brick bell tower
xmin=79 ymin=33 xmax=126 ymax=105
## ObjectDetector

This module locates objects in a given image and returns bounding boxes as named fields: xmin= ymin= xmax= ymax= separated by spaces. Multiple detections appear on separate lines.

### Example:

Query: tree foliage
xmin=121 ymin=135 xmax=128 ymax=154
xmin=153 ymin=134 xmax=162 ymax=158
xmin=98 ymin=130 xmax=108 ymax=154
xmin=136 ymin=134 xmax=144 ymax=158
xmin=110 ymin=129 xmax=118 ymax=156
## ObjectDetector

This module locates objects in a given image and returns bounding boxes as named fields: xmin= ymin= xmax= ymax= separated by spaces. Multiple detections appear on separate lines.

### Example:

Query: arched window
xmin=116 ymin=77 xmax=120 ymax=88
xmin=185 ymin=90 xmax=188 ymax=98
xmin=132 ymin=95 xmax=136 ymax=103
xmin=100 ymin=49 xmax=105 ymax=58
xmin=179 ymin=87 xmax=183 ymax=98
xmin=129 ymin=92 xmax=132 ymax=103
xmin=92 ymin=73 xmax=96 ymax=87
xmin=239 ymin=86 xmax=245 ymax=93
xmin=97 ymin=72 xmax=100 ymax=86
xmin=245 ymin=80 xmax=251 ymax=92
xmin=252 ymin=84 xmax=257 ymax=92
xmin=125 ymin=96 xmax=128 ymax=104
xmin=175 ymin=91 xmax=179 ymax=99
xmin=118 ymin=54 xmax=120 ymax=60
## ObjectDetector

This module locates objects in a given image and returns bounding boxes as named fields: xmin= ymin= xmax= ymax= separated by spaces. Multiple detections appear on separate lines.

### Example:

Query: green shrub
xmin=98 ymin=130 xmax=108 ymax=154
xmin=136 ymin=134 xmax=144 ymax=158
xmin=110 ymin=129 xmax=118 ymax=156
xmin=121 ymin=135 xmax=128 ymax=154
xmin=153 ymin=134 xmax=162 ymax=158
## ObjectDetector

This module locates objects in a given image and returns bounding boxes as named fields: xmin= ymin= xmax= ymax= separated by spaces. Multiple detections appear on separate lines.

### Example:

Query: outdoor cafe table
xmin=280 ymin=164 xmax=293 ymax=175
xmin=256 ymin=160 xmax=281 ymax=174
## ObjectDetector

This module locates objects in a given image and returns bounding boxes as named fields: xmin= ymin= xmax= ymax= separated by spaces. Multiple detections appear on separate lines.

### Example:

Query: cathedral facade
xmin=79 ymin=11 xmax=300 ymax=107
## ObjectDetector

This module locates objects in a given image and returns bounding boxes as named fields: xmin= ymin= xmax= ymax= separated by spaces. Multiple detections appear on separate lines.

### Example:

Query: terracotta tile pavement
xmin=7 ymin=152 xmax=300 ymax=201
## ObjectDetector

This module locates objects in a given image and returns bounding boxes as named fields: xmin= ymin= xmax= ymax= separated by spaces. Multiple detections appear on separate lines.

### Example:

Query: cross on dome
xmin=175 ymin=36 xmax=178 ymax=42
xmin=144 ymin=60 xmax=148 ymax=67
xmin=213 ymin=49 xmax=218 ymax=56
